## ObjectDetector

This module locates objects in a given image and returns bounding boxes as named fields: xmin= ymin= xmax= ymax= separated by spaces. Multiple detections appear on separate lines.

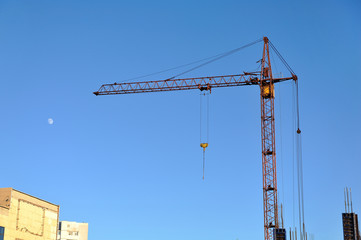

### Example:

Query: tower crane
xmin=94 ymin=37 xmax=298 ymax=240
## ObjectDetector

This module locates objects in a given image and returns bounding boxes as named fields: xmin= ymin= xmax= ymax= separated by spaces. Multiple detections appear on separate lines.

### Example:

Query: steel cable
xmin=119 ymin=38 xmax=263 ymax=83
xmin=168 ymin=38 xmax=264 ymax=79
xmin=269 ymin=41 xmax=296 ymax=76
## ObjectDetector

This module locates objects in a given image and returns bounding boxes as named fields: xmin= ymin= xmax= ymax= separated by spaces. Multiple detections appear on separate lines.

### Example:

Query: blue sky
xmin=0 ymin=1 xmax=360 ymax=239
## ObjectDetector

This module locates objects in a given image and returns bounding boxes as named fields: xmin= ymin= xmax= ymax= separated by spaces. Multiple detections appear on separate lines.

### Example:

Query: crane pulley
xmin=199 ymin=89 xmax=210 ymax=180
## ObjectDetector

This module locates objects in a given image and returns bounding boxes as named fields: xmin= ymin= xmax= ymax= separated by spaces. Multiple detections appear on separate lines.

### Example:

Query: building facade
xmin=0 ymin=187 xmax=59 ymax=240
xmin=57 ymin=221 xmax=88 ymax=240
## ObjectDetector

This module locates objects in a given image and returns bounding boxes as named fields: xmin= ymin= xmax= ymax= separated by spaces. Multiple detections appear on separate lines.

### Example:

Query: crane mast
xmin=260 ymin=37 xmax=278 ymax=239
xmin=94 ymin=37 xmax=297 ymax=240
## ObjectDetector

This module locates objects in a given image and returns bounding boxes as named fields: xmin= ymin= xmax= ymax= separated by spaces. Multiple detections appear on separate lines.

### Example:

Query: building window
xmin=0 ymin=226 xmax=4 ymax=240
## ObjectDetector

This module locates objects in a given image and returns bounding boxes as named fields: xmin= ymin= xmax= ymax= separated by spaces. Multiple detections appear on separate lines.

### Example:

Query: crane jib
xmin=93 ymin=76 xmax=294 ymax=96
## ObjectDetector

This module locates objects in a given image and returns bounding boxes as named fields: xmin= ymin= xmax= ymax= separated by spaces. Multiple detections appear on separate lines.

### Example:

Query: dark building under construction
xmin=343 ymin=213 xmax=360 ymax=240
xmin=273 ymin=228 xmax=286 ymax=240
xmin=343 ymin=187 xmax=360 ymax=240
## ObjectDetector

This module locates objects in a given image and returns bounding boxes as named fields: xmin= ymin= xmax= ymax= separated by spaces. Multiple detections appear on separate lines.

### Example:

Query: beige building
xmin=0 ymin=187 xmax=59 ymax=240
xmin=57 ymin=221 xmax=88 ymax=240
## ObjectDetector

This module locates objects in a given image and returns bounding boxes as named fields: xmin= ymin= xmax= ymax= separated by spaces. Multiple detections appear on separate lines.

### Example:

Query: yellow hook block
xmin=200 ymin=143 xmax=208 ymax=150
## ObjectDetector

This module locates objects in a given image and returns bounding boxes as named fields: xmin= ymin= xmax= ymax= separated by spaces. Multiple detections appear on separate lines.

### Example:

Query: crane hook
xmin=200 ymin=143 xmax=208 ymax=180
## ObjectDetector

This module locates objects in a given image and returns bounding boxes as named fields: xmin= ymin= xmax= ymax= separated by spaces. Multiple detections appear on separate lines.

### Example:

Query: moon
xmin=48 ymin=118 xmax=54 ymax=125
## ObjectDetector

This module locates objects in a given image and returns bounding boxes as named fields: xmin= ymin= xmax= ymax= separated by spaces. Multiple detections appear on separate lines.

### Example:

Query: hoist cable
xmin=199 ymin=92 xmax=210 ymax=143
xmin=292 ymin=82 xmax=296 ymax=230
xmin=299 ymin=135 xmax=305 ymax=239
xmin=296 ymin=79 xmax=306 ymax=240
xmin=200 ymin=91 xmax=210 ymax=180
xmin=207 ymin=93 xmax=209 ymax=143
xmin=294 ymin=80 xmax=303 ymax=240
xmin=292 ymin=78 xmax=306 ymax=240
xmin=278 ymin=78 xmax=285 ymax=214
xmin=203 ymin=150 xmax=206 ymax=180
xmin=200 ymin=93 xmax=202 ymax=143
xmin=297 ymin=136 xmax=302 ymax=240
xmin=295 ymin=78 xmax=301 ymax=132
